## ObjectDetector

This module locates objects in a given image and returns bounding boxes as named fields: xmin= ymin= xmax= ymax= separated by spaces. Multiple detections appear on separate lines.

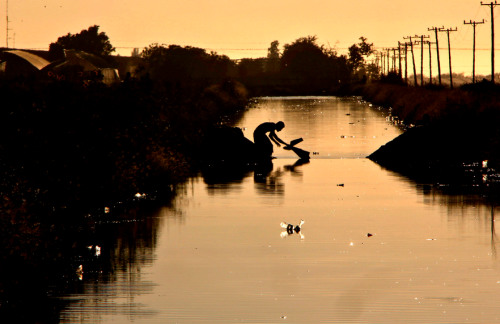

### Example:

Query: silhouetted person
xmin=253 ymin=121 xmax=288 ymax=158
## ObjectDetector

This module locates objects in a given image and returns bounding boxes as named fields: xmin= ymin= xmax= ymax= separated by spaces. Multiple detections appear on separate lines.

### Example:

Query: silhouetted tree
xmin=358 ymin=37 xmax=374 ymax=56
xmin=141 ymin=44 xmax=235 ymax=84
xmin=48 ymin=42 xmax=65 ymax=61
xmin=366 ymin=62 xmax=381 ymax=81
xmin=267 ymin=40 xmax=280 ymax=59
xmin=51 ymin=25 xmax=115 ymax=56
xmin=131 ymin=48 xmax=141 ymax=57
xmin=266 ymin=40 xmax=280 ymax=73
xmin=238 ymin=58 xmax=265 ymax=78
xmin=348 ymin=37 xmax=375 ymax=81
xmin=281 ymin=36 xmax=324 ymax=79
xmin=279 ymin=36 xmax=350 ymax=91
xmin=348 ymin=44 xmax=364 ymax=72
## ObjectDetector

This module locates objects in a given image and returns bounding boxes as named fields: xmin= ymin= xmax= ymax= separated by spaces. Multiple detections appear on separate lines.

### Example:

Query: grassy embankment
xmin=357 ymin=81 xmax=500 ymax=186
xmin=0 ymin=76 xmax=248 ymax=318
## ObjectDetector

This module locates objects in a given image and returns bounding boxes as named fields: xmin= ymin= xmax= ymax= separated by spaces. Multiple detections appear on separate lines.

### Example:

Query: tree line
xmin=139 ymin=35 xmax=380 ymax=95
xmin=237 ymin=35 xmax=379 ymax=94
xmin=41 ymin=25 xmax=382 ymax=95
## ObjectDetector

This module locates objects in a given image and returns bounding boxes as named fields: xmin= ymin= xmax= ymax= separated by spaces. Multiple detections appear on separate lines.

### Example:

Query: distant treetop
xmin=51 ymin=25 xmax=115 ymax=57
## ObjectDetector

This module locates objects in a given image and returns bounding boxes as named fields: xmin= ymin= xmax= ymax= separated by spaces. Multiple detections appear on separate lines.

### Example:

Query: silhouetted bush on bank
xmin=0 ymin=76 xmax=248 ymax=317
xmin=363 ymin=82 xmax=500 ymax=185
xmin=379 ymin=71 xmax=406 ymax=86
xmin=362 ymin=82 xmax=500 ymax=125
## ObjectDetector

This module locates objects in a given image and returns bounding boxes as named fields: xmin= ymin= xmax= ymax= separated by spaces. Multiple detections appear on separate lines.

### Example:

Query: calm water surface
xmin=59 ymin=97 xmax=500 ymax=323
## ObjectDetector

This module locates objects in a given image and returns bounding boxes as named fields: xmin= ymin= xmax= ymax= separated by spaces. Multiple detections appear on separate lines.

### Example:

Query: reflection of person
xmin=253 ymin=121 xmax=288 ymax=158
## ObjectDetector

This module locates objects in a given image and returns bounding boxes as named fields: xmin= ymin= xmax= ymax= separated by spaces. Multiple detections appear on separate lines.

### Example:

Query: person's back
xmin=253 ymin=122 xmax=276 ymax=137
xmin=253 ymin=121 xmax=286 ymax=158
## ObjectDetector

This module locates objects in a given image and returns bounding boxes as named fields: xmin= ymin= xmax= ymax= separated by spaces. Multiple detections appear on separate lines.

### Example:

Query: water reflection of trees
xmin=388 ymin=170 xmax=500 ymax=258
xmin=0 ymin=196 xmax=183 ymax=323
xmin=94 ymin=204 xmax=173 ymax=277
xmin=57 ymin=202 xmax=183 ymax=323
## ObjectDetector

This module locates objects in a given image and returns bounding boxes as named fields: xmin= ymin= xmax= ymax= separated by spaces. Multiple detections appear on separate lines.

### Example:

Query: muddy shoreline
xmin=0 ymin=77 xmax=249 ymax=321
xmin=359 ymin=81 xmax=500 ymax=199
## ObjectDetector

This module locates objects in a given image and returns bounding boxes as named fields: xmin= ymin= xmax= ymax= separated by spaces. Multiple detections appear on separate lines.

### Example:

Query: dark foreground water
xmin=57 ymin=97 xmax=500 ymax=323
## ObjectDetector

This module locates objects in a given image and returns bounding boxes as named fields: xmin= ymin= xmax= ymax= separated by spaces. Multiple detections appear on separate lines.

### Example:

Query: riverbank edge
xmin=346 ymin=82 xmax=500 ymax=192
xmin=0 ymin=78 xmax=250 ymax=320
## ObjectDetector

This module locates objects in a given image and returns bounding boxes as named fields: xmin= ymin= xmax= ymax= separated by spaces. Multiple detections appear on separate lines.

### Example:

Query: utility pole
xmin=404 ymin=36 xmax=418 ymax=86
xmin=414 ymin=35 xmax=430 ymax=85
xmin=419 ymin=35 xmax=430 ymax=85
xmin=376 ymin=52 xmax=381 ymax=78
xmin=428 ymin=41 xmax=435 ymax=84
xmin=392 ymin=48 xmax=397 ymax=73
xmin=481 ymin=1 xmax=499 ymax=82
xmin=404 ymin=42 xmax=408 ymax=83
xmin=464 ymin=19 xmax=485 ymax=83
xmin=381 ymin=52 xmax=385 ymax=75
xmin=6 ymin=0 xmax=10 ymax=48
xmin=398 ymin=42 xmax=402 ymax=78
xmin=439 ymin=27 xmax=457 ymax=89
xmin=386 ymin=48 xmax=390 ymax=74
xmin=428 ymin=27 xmax=443 ymax=86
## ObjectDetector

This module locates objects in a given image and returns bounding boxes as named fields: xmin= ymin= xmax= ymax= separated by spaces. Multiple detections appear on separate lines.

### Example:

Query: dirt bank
xmin=362 ymin=82 xmax=500 ymax=187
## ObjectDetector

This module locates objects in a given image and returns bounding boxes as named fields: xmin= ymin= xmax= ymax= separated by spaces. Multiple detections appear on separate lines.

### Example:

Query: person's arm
xmin=269 ymin=131 xmax=288 ymax=147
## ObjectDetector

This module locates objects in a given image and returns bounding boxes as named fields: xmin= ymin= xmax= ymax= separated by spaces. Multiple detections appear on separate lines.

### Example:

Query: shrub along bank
xmin=361 ymin=81 xmax=500 ymax=187
xmin=0 ymin=76 xmax=248 ymax=318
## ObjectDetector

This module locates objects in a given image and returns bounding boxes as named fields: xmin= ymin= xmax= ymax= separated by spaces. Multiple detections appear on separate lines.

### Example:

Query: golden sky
xmin=5 ymin=0 xmax=500 ymax=76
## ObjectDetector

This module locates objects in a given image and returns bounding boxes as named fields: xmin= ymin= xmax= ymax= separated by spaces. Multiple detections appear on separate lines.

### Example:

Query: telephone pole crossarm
xmin=438 ymin=27 xmax=457 ymax=89
xmin=403 ymin=36 xmax=418 ymax=86
xmin=464 ymin=19 xmax=486 ymax=83
xmin=481 ymin=1 xmax=499 ymax=82
xmin=414 ymin=35 xmax=430 ymax=86
xmin=428 ymin=27 xmax=443 ymax=86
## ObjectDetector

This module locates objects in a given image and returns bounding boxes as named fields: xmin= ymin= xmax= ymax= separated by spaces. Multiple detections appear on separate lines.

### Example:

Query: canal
xmin=58 ymin=97 xmax=500 ymax=323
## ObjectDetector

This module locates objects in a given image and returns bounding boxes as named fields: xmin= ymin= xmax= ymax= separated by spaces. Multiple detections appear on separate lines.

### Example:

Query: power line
xmin=403 ymin=36 xmax=419 ymax=86
xmin=464 ymin=19 xmax=486 ymax=82
xmin=439 ymin=27 xmax=458 ymax=88
xmin=481 ymin=1 xmax=500 ymax=81
xmin=414 ymin=35 xmax=430 ymax=85
xmin=429 ymin=27 xmax=443 ymax=85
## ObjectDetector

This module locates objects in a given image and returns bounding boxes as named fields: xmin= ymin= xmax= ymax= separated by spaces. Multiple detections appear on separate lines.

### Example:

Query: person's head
xmin=276 ymin=121 xmax=285 ymax=132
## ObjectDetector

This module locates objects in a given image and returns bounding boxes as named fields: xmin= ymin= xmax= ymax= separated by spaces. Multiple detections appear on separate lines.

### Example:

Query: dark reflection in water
xmin=202 ymin=158 xmax=308 ymax=197
xmin=16 ymin=97 xmax=500 ymax=323
xmin=254 ymin=159 xmax=309 ymax=196
xmin=56 ymin=201 xmax=185 ymax=323
xmin=384 ymin=166 xmax=500 ymax=259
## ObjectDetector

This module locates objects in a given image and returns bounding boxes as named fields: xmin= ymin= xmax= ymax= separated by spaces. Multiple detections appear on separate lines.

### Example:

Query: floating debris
xmin=281 ymin=219 xmax=304 ymax=233
xmin=280 ymin=220 xmax=305 ymax=238
xmin=337 ymin=183 xmax=344 ymax=187
xmin=87 ymin=245 xmax=102 ymax=256
xmin=76 ymin=265 xmax=83 ymax=280
xmin=367 ymin=233 xmax=373 ymax=237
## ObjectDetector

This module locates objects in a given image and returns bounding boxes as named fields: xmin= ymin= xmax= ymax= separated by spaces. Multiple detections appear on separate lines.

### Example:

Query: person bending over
xmin=253 ymin=121 xmax=288 ymax=158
